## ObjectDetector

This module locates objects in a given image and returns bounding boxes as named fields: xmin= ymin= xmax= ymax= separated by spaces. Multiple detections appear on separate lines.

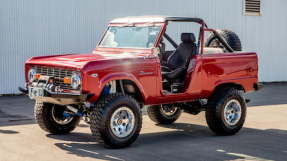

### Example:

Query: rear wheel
xmin=147 ymin=104 xmax=182 ymax=124
xmin=205 ymin=88 xmax=246 ymax=135
xmin=89 ymin=94 xmax=142 ymax=148
xmin=34 ymin=102 xmax=80 ymax=134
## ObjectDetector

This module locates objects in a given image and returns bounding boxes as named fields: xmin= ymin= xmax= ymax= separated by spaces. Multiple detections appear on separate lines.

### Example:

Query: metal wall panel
xmin=0 ymin=0 xmax=286 ymax=94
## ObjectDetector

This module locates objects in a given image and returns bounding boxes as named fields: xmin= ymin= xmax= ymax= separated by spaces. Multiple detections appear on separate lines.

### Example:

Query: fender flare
xmin=213 ymin=81 xmax=245 ymax=93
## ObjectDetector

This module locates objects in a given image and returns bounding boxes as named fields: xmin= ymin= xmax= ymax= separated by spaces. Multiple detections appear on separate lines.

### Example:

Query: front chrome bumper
xmin=19 ymin=82 xmax=86 ymax=105
xmin=28 ymin=86 xmax=86 ymax=105
xmin=32 ymin=94 xmax=87 ymax=105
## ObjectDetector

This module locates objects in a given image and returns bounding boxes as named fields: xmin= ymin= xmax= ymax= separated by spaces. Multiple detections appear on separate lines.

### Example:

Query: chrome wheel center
xmin=160 ymin=105 xmax=178 ymax=116
xmin=51 ymin=106 xmax=74 ymax=125
xmin=224 ymin=99 xmax=242 ymax=126
xmin=110 ymin=107 xmax=135 ymax=138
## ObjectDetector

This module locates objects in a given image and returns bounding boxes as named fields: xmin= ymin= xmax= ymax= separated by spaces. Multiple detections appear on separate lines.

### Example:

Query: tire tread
xmin=147 ymin=105 xmax=182 ymax=125
xmin=205 ymin=88 xmax=246 ymax=135
xmin=90 ymin=94 xmax=142 ymax=148
xmin=34 ymin=101 xmax=80 ymax=134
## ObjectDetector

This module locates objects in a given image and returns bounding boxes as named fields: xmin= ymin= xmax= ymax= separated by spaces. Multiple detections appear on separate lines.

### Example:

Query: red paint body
xmin=25 ymin=18 xmax=258 ymax=105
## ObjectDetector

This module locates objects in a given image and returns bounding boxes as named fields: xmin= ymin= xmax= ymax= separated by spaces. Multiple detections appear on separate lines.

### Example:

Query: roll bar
xmin=165 ymin=17 xmax=234 ymax=53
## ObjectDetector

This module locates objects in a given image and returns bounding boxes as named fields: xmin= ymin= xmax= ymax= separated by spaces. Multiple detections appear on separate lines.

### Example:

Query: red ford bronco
xmin=21 ymin=16 xmax=261 ymax=148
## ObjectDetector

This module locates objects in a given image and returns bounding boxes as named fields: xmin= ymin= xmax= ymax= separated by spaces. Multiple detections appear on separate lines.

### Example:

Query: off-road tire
xmin=205 ymin=29 xmax=242 ymax=51
xmin=34 ymin=101 xmax=80 ymax=134
xmin=89 ymin=94 xmax=142 ymax=148
xmin=205 ymin=88 xmax=246 ymax=135
xmin=147 ymin=105 xmax=182 ymax=124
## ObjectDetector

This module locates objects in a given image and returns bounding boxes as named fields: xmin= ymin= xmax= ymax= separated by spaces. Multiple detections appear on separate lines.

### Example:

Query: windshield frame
xmin=97 ymin=23 xmax=165 ymax=50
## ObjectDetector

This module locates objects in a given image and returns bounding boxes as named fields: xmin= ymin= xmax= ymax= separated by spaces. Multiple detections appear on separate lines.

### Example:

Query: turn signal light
xmin=63 ymin=77 xmax=71 ymax=84
xmin=35 ymin=73 xmax=41 ymax=79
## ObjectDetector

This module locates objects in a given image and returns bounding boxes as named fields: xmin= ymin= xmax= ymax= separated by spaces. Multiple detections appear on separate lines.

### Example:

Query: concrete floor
xmin=0 ymin=84 xmax=287 ymax=161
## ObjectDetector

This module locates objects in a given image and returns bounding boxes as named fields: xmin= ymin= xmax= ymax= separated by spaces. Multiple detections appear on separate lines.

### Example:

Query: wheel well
xmin=102 ymin=80 xmax=144 ymax=104
xmin=213 ymin=83 xmax=245 ymax=94
xmin=207 ymin=83 xmax=245 ymax=102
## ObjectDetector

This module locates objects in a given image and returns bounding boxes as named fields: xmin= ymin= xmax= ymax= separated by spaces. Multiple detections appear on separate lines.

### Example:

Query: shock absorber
xmin=64 ymin=105 xmax=84 ymax=117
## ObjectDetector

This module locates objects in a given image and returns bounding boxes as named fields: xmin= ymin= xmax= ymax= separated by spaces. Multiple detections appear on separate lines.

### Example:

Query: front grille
xmin=32 ymin=66 xmax=78 ymax=90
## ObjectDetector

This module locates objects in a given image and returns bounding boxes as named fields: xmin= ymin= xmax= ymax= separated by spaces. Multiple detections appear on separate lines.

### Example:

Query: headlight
xmin=71 ymin=73 xmax=81 ymax=89
xmin=28 ymin=69 xmax=37 ymax=82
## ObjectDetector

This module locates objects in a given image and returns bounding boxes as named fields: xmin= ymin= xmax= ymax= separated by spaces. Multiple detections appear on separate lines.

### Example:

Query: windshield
xmin=99 ymin=26 xmax=161 ymax=49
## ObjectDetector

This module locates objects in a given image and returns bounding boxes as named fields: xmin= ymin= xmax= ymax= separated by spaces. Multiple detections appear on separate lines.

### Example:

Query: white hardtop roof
xmin=110 ymin=16 xmax=204 ymax=24
xmin=110 ymin=16 xmax=167 ymax=23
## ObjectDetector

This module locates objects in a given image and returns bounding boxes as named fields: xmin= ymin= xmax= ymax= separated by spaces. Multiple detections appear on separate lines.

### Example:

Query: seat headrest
xmin=181 ymin=33 xmax=196 ymax=43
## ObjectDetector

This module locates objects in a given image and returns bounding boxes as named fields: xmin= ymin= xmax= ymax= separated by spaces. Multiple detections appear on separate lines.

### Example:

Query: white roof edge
xmin=110 ymin=15 xmax=167 ymax=23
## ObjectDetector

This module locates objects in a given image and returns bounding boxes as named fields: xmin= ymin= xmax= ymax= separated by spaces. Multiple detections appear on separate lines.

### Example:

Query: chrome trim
xmin=46 ymin=89 xmax=81 ymax=96
xmin=28 ymin=84 xmax=81 ymax=96
xmin=29 ymin=88 xmax=87 ymax=105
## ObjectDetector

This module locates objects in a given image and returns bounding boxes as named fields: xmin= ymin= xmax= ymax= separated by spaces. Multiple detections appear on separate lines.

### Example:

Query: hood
xmin=26 ymin=51 xmax=148 ymax=69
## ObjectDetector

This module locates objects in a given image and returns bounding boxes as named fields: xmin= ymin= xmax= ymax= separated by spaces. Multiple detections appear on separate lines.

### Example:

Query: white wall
xmin=1 ymin=0 xmax=286 ymax=94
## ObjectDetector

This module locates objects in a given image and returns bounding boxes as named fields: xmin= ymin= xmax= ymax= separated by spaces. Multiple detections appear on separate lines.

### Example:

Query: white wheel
xmin=223 ymin=99 xmax=242 ymax=126
xmin=110 ymin=107 xmax=135 ymax=138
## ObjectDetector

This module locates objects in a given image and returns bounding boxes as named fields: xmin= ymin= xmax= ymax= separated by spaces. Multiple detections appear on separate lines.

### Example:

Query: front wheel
xmin=34 ymin=102 xmax=80 ymax=134
xmin=205 ymin=88 xmax=246 ymax=135
xmin=89 ymin=94 xmax=142 ymax=148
